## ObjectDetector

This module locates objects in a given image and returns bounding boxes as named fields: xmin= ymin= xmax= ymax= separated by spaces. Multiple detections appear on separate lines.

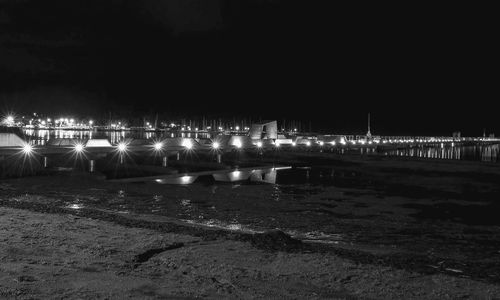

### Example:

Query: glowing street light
xmin=22 ymin=143 xmax=33 ymax=155
xmin=117 ymin=142 xmax=127 ymax=152
xmin=318 ymin=141 xmax=324 ymax=146
xmin=74 ymin=143 xmax=84 ymax=153
xmin=306 ymin=141 xmax=311 ymax=147
xmin=291 ymin=142 xmax=296 ymax=146
xmin=154 ymin=142 xmax=163 ymax=151
xmin=256 ymin=141 xmax=263 ymax=148
xmin=233 ymin=139 xmax=242 ymax=149
xmin=212 ymin=142 xmax=220 ymax=149
xmin=4 ymin=115 xmax=14 ymax=125
xmin=182 ymin=139 xmax=193 ymax=150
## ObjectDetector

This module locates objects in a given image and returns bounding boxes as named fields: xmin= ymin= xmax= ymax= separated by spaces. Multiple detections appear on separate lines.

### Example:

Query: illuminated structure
xmin=248 ymin=121 xmax=278 ymax=140
xmin=366 ymin=113 xmax=372 ymax=139
xmin=0 ymin=133 xmax=25 ymax=147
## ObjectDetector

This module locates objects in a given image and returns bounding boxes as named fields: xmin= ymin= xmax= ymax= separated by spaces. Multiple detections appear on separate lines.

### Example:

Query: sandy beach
xmin=1 ymin=205 xmax=500 ymax=299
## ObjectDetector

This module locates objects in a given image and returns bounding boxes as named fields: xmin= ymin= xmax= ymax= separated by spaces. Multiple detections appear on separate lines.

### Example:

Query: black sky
xmin=0 ymin=1 xmax=498 ymax=135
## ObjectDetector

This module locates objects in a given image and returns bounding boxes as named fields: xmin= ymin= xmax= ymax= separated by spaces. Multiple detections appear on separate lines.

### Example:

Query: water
xmin=22 ymin=129 xmax=500 ymax=163
xmin=22 ymin=128 xmax=211 ymax=145
xmin=60 ymin=167 xmax=362 ymax=244
xmin=381 ymin=144 xmax=500 ymax=162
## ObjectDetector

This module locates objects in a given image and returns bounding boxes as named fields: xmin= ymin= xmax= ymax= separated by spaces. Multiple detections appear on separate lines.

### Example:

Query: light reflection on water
xmin=22 ymin=129 xmax=211 ymax=145
xmin=182 ymin=219 xmax=258 ymax=233
xmin=382 ymin=144 xmax=500 ymax=162
xmin=22 ymin=129 xmax=499 ymax=163
xmin=50 ymin=168 xmax=363 ymax=245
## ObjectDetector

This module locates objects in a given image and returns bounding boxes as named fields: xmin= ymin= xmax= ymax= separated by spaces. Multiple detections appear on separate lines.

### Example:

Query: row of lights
xmin=19 ymin=136 xmax=493 ymax=157
xmin=4 ymin=115 xmax=94 ymax=127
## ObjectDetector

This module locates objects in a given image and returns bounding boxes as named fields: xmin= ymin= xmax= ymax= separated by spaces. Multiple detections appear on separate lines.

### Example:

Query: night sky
xmin=0 ymin=1 xmax=497 ymax=135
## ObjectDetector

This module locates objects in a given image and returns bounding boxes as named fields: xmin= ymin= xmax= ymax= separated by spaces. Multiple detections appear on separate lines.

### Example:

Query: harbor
xmin=2 ymin=115 xmax=499 ymax=178
xmin=1 ymin=0 xmax=499 ymax=297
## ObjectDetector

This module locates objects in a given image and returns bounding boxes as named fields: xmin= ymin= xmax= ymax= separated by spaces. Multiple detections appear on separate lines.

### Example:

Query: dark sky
xmin=0 ymin=1 xmax=498 ymax=135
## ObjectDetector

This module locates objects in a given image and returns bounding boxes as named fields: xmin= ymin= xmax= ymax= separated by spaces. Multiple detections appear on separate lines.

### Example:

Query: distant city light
xmin=235 ymin=126 xmax=240 ymax=131
xmin=331 ymin=141 xmax=336 ymax=146
xmin=212 ymin=142 xmax=220 ymax=149
xmin=5 ymin=116 xmax=14 ymax=124
xmin=318 ymin=141 xmax=324 ymax=146
xmin=292 ymin=142 xmax=296 ymax=146
xmin=256 ymin=141 xmax=263 ymax=148
xmin=89 ymin=120 xmax=93 ymax=125
xmin=306 ymin=141 xmax=311 ymax=147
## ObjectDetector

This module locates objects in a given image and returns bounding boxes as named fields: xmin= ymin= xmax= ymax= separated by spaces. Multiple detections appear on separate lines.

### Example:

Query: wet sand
xmin=2 ymin=207 xmax=500 ymax=299
xmin=1 ymin=152 xmax=500 ymax=298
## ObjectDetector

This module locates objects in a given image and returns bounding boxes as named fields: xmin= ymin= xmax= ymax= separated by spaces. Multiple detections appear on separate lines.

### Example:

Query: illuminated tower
xmin=366 ymin=113 xmax=372 ymax=139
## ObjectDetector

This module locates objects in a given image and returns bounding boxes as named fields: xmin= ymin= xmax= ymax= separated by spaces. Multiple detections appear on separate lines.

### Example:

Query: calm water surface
xmin=22 ymin=128 xmax=210 ymax=145
xmin=382 ymin=144 xmax=500 ymax=162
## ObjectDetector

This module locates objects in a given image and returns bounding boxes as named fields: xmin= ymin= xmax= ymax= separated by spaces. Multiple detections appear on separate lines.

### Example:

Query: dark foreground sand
xmin=1 ymin=206 xmax=500 ymax=299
